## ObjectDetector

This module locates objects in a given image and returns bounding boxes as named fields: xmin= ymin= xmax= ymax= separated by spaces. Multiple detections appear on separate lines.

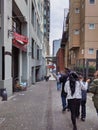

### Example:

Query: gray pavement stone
xmin=0 ymin=80 xmax=98 ymax=130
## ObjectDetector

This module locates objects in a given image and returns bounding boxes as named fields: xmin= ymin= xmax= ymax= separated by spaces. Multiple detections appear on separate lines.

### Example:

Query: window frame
xmin=75 ymin=8 xmax=80 ymax=14
xmin=88 ymin=48 xmax=94 ymax=54
xmin=89 ymin=23 xmax=95 ymax=29
xmin=89 ymin=0 xmax=96 ymax=4
xmin=74 ymin=29 xmax=80 ymax=35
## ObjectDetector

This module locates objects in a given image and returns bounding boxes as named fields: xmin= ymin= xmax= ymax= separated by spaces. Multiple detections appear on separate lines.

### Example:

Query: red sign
xmin=47 ymin=65 xmax=55 ymax=69
xmin=12 ymin=32 xmax=28 ymax=51
xmin=12 ymin=39 xmax=27 ymax=52
xmin=13 ymin=32 xmax=28 ymax=44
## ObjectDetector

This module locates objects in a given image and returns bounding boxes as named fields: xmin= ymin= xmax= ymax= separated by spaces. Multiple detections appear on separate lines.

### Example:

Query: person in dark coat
xmin=89 ymin=70 xmax=98 ymax=115
xmin=60 ymin=68 xmax=71 ymax=112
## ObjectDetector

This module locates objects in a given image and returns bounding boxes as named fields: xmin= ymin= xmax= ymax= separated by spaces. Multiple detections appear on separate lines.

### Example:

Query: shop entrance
xmin=12 ymin=46 xmax=19 ymax=92
xmin=35 ymin=67 xmax=40 ymax=82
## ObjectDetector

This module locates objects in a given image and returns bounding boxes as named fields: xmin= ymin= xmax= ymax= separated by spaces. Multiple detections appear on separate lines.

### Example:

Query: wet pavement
xmin=0 ymin=79 xmax=98 ymax=130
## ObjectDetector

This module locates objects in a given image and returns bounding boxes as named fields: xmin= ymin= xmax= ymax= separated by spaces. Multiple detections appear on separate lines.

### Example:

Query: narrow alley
xmin=0 ymin=79 xmax=98 ymax=130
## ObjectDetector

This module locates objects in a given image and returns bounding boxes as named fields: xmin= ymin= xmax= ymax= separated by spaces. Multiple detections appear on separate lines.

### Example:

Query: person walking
xmin=53 ymin=72 xmax=61 ymax=90
xmin=64 ymin=71 xmax=87 ymax=130
xmin=79 ymin=76 xmax=90 ymax=121
xmin=60 ymin=68 xmax=71 ymax=112
xmin=89 ymin=70 xmax=98 ymax=116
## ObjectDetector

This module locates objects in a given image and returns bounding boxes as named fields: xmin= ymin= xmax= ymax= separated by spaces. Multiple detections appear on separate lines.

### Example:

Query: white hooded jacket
xmin=64 ymin=80 xmax=88 ymax=99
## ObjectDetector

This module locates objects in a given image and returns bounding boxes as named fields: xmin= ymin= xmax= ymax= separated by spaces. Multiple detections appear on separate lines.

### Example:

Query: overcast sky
xmin=50 ymin=0 xmax=69 ymax=54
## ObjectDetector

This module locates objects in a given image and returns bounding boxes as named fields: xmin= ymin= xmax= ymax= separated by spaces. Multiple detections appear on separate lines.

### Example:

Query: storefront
xmin=12 ymin=32 xmax=28 ymax=92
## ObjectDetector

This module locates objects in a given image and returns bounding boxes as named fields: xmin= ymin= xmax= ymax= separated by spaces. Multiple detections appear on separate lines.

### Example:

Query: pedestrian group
xmin=53 ymin=68 xmax=98 ymax=130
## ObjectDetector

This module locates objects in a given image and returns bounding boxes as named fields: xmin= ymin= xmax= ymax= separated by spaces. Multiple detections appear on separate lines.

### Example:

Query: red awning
xmin=47 ymin=65 xmax=55 ymax=69
xmin=12 ymin=32 xmax=28 ymax=52
xmin=12 ymin=39 xmax=27 ymax=51
xmin=13 ymin=32 xmax=28 ymax=43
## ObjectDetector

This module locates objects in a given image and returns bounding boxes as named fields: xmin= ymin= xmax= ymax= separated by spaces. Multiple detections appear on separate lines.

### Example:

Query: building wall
xmin=56 ymin=48 xmax=65 ymax=72
xmin=68 ymin=0 xmax=80 ymax=68
xmin=0 ymin=0 xmax=12 ymax=96
xmin=69 ymin=0 xmax=80 ymax=50
xmin=84 ymin=0 xmax=98 ymax=59
xmin=0 ymin=0 xmax=48 ymax=96
xmin=43 ymin=0 xmax=50 ymax=56
xmin=79 ymin=0 xmax=98 ymax=60
xmin=53 ymin=39 xmax=61 ymax=57
xmin=68 ymin=0 xmax=98 ymax=70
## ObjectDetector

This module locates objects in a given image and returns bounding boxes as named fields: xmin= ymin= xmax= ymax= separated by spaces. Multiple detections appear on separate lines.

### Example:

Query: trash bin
xmin=0 ymin=88 xmax=7 ymax=101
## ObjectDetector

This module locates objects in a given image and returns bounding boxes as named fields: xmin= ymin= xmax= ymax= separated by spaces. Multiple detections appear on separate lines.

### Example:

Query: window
xmin=81 ymin=49 xmax=84 ymax=54
xmin=44 ymin=27 xmax=46 ymax=33
xmin=44 ymin=10 xmax=46 ymax=15
xmin=44 ymin=19 xmax=46 ymax=24
xmin=75 ymin=8 xmax=80 ymax=13
xmin=32 ymin=39 xmax=34 ymax=58
xmin=31 ymin=3 xmax=34 ymax=26
xmin=89 ymin=23 xmax=95 ymax=29
xmin=89 ymin=0 xmax=95 ymax=4
xmin=88 ymin=48 xmax=94 ymax=54
xmin=37 ymin=45 xmax=40 ymax=60
xmin=74 ymin=29 xmax=79 ymax=35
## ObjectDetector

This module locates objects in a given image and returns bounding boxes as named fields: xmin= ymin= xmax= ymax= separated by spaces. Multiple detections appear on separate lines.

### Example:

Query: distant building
xmin=43 ymin=0 xmax=50 ymax=56
xmin=52 ymin=39 xmax=61 ymax=57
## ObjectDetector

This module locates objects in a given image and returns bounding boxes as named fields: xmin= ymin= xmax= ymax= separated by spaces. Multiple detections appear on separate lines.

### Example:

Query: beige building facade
xmin=68 ymin=0 xmax=98 ymax=72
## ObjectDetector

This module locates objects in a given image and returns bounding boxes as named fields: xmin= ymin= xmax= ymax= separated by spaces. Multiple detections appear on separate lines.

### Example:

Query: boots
xmin=73 ymin=125 xmax=77 ymax=130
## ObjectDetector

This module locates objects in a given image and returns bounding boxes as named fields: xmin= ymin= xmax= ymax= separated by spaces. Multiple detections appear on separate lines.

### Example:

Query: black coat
xmin=59 ymin=74 xmax=68 ymax=97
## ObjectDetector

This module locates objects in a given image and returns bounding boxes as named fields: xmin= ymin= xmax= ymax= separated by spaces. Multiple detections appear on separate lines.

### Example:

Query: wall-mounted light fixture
xmin=8 ymin=29 xmax=14 ymax=38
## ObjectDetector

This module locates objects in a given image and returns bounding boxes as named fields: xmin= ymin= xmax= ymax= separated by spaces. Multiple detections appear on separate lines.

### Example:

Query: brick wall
xmin=56 ymin=48 xmax=65 ymax=72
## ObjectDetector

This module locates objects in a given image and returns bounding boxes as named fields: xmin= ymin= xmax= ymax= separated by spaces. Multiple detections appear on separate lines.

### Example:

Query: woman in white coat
xmin=64 ymin=72 xmax=88 ymax=130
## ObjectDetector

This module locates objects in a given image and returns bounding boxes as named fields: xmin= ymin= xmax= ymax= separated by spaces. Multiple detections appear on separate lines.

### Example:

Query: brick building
xmin=56 ymin=48 xmax=65 ymax=72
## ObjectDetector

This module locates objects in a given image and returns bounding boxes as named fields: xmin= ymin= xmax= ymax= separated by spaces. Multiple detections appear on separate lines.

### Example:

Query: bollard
xmin=1 ymin=88 xmax=7 ymax=101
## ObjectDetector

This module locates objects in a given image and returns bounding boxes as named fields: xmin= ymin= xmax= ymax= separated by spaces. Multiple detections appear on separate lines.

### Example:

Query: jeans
xmin=61 ymin=95 xmax=66 ymax=109
xmin=57 ymin=82 xmax=61 ymax=90
xmin=81 ymin=100 xmax=86 ymax=119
